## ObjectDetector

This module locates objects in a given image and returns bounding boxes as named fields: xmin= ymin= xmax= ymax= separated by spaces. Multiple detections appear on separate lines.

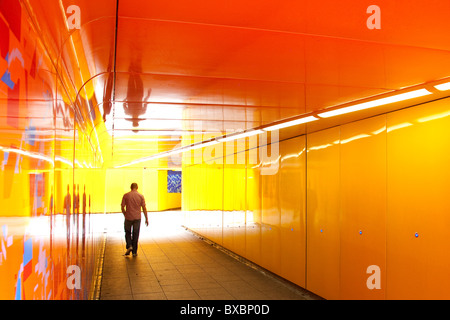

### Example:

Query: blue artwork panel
xmin=167 ymin=170 xmax=181 ymax=193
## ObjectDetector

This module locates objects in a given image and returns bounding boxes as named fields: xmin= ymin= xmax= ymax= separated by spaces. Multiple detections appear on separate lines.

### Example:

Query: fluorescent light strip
xmin=217 ymin=130 xmax=264 ymax=142
xmin=318 ymin=89 xmax=432 ymax=118
xmin=434 ymin=82 xmax=450 ymax=91
xmin=114 ymin=85 xmax=439 ymax=168
xmin=188 ymin=140 xmax=219 ymax=150
xmin=115 ymin=141 xmax=219 ymax=168
xmin=115 ymin=151 xmax=175 ymax=168
xmin=0 ymin=146 xmax=55 ymax=165
xmin=263 ymin=116 xmax=318 ymax=131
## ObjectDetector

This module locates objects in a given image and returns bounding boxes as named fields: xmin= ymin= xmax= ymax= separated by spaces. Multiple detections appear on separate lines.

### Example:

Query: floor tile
xmin=99 ymin=212 xmax=319 ymax=301
xmin=163 ymin=289 xmax=201 ymax=300
xmin=195 ymin=287 xmax=235 ymax=300
xmin=133 ymin=292 xmax=167 ymax=300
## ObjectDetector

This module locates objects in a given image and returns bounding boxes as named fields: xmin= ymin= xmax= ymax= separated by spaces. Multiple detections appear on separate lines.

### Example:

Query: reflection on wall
xmin=182 ymin=97 xmax=450 ymax=300
xmin=0 ymin=1 xmax=104 ymax=299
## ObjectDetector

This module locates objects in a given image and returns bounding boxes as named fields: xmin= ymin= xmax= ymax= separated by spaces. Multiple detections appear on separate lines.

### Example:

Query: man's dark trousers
xmin=124 ymin=219 xmax=141 ymax=254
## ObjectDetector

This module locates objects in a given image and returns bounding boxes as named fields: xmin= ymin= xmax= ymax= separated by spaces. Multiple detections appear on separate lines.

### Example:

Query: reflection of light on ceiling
xmin=55 ymin=156 xmax=73 ymax=167
xmin=0 ymin=146 xmax=54 ymax=164
xmin=417 ymin=110 xmax=450 ymax=123
xmin=281 ymin=148 xmax=305 ymax=161
xmin=340 ymin=134 xmax=371 ymax=144
xmin=115 ymin=149 xmax=182 ymax=168
xmin=387 ymin=122 xmax=413 ymax=132
xmin=74 ymin=160 xmax=84 ymax=168
xmin=308 ymin=143 xmax=333 ymax=151
xmin=261 ymin=155 xmax=280 ymax=167
xmin=111 ymin=78 xmax=450 ymax=168
xmin=371 ymin=127 xmax=386 ymax=135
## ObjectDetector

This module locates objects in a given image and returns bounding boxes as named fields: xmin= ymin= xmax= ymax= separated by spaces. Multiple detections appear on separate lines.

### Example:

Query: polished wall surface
xmin=306 ymin=127 xmax=341 ymax=299
xmin=0 ymin=1 xmax=105 ymax=299
xmin=386 ymin=98 xmax=450 ymax=299
xmin=183 ymin=97 xmax=450 ymax=300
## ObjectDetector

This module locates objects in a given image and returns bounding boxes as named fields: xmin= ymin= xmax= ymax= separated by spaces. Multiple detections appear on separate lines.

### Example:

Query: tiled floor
xmin=99 ymin=211 xmax=320 ymax=300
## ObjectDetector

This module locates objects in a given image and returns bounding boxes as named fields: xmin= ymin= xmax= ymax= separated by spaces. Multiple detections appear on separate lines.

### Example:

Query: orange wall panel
xmin=245 ymin=148 xmax=262 ymax=266
xmin=386 ymin=98 xmax=450 ymax=299
xmin=306 ymin=127 xmax=340 ymax=299
xmin=261 ymin=142 xmax=281 ymax=276
xmin=279 ymin=136 xmax=306 ymax=288
xmin=183 ymin=98 xmax=450 ymax=300
xmin=339 ymin=116 xmax=386 ymax=299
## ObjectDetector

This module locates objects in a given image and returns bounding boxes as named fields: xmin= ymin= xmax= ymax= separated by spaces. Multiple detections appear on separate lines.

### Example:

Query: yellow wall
xmin=182 ymin=97 xmax=450 ymax=300
xmin=104 ymin=168 xmax=181 ymax=214
xmin=157 ymin=170 xmax=182 ymax=211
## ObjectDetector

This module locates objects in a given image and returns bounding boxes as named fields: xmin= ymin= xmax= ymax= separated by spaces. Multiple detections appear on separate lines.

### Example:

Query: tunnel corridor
xmin=1 ymin=0 xmax=450 ymax=302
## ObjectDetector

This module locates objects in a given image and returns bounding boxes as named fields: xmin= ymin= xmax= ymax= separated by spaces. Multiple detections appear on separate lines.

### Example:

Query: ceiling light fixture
xmin=188 ymin=140 xmax=220 ymax=150
xmin=262 ymin=115 xmax=318 ymax=131
xmin=317 ymin=88 xmax=432 ymax=118
xmin=434 ymin=82 xmax=450 ymax=91
xmin=217 ymin=129 xmax=264 ymax=142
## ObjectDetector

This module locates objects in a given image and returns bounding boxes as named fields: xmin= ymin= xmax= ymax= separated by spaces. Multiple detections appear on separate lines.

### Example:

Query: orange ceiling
xmin=22 ymin=0 xmax=450 ymax=166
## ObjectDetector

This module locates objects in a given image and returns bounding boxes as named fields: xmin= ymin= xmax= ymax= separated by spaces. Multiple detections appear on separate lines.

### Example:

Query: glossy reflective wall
xmin=0 ymin=1 xmax=105 ymax=299
xmin=183 ymin=97 xmax=450 ymax=300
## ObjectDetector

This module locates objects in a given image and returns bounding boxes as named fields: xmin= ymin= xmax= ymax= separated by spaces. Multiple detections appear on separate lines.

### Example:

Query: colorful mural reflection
xmin=0 ymin=0 xmax=105 ymax=300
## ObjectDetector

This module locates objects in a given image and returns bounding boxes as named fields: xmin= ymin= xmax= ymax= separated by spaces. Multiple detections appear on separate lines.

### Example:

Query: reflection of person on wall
xmin=102 ymin=40 xmax=115 ymax=122
xmin=123 ymin=58 xmax=151 ymax=133
xmin=74 ymin=185 xmax=80 ymax=215
xmin=64 ymin=184 xmax=71 ymax=255
xmin=121 ymin=183 xmax=148 ymax=257
xmin=74 ymin=184 xmax=80 ymax=254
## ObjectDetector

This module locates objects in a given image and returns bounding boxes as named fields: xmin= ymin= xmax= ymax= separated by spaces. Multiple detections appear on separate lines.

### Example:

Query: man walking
xmin=121 ymin=183 xmax=148 ymax=256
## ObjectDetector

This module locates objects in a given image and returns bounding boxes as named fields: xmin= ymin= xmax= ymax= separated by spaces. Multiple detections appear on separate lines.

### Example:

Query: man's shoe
xmin=132 ymin=253 xmax=138 ymax=257
xmin=124 ymin=246 xmax=133 ymax=256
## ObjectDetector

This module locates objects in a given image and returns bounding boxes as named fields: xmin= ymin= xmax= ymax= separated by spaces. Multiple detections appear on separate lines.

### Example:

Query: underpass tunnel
xmin=1 ymin=0 xmax=450 ymax=300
